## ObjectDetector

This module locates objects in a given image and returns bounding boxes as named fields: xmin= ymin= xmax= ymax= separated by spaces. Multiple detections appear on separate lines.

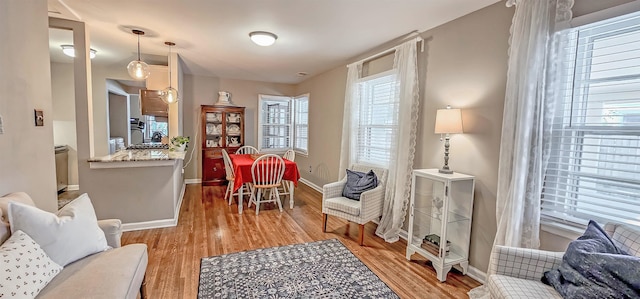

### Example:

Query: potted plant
xmin=170 ymin=136 xmax=190 ymax=152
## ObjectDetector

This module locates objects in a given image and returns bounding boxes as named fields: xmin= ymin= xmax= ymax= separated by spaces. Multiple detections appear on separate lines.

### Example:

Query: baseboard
xmin=185 ymin=178 xmax=201 ymax=185
xmin=467 ymin=266 xmax=486 ymax=284
xmin=66 ymin=185 xmax=79 ymax=191
xmin=299 ymin=178 xmax=323 ymax=193
xmin=397 ymin=227 xmax=486 ymax=283
xmin=122 ymin=183 xmax=186 ymax=232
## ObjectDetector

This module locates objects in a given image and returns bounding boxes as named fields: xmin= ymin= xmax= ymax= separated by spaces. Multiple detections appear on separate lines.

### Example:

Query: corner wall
xmin=182 ymin=75 xmax=295 ymax=180
xmin=295 ymin=2 xmax=514 ymax=273
xmin=0 ymin=0 xmax=57 ymax=212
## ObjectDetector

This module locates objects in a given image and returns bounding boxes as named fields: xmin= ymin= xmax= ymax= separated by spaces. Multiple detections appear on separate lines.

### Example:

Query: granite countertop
xmin=88 ymin=149 xmax=186 ymax=162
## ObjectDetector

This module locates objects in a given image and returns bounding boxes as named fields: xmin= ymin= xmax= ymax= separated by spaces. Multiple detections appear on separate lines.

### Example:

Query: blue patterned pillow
xmin=342 ymin=169 xmax=378 ymax=201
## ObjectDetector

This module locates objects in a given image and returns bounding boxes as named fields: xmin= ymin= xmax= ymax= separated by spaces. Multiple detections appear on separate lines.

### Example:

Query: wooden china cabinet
xmin=200 ymin=105 xmax=245 ymax=186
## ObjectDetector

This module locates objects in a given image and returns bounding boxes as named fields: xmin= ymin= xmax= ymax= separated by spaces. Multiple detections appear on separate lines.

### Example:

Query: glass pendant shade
xmin=127 ymin=60 xmax=150 ymax=80
xmin=127 ymin=29 xmax=149 ymax=80
xmin=161 ymin=87 xmax=178 ymax=104
xmin=161 ymin=41 xmax=179 ymax=104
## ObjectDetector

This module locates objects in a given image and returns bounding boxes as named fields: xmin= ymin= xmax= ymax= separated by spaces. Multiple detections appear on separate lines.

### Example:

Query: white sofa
xmin=0 ymin=192 xmax=148 ymax=299
xmin=487 ymin=223 xmax=640 ymax=299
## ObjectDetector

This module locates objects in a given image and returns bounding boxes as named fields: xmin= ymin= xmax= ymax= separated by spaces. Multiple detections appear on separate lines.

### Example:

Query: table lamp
xmin=434 ymin=106 xmax=463 ymax=174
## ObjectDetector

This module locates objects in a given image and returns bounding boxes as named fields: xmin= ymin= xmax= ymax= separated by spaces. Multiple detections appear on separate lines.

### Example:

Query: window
xmin=542 ymin=11 xmax=640 ymax=228
xmin=293 ymin=95 xmax=309 ymax=154
xmin=354 ymin=71 xmax=398 ymax=167
xmin=144 ymin=115 xmax=168 ymax=142
xmin=258 ymin=94 xmax=309 ymax=154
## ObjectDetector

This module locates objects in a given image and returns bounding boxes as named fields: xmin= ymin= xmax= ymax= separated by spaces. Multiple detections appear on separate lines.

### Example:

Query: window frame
xmin=353 ymin=69 xmax=398 ymax=168
xmin=293 ymin=94 xmax=309 ymax=155
xmin=257 ymin=94 xmax=310 ymax=155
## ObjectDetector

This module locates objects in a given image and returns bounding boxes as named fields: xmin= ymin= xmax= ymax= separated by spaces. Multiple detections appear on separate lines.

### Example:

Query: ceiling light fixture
xmin=249 ymin=31 xmax=278 ymax=46
xmin=126 ymin=29 xmax=150 ymax=80
xmin=60 ymin=45 xmax=97 ymax=59
xmin=160 ymin=42 xmax=179 ymax=104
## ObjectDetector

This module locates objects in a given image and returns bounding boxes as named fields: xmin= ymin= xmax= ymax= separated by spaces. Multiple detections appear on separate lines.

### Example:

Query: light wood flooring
xmin=122 ymin=183 xmax=481 ymax=298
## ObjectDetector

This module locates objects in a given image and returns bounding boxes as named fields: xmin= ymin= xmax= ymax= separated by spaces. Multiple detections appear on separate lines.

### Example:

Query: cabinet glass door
xmin=205 ymin=112 xmax=222 ymax=148
xmin=226 ymin=112 xmax=242 ymax=147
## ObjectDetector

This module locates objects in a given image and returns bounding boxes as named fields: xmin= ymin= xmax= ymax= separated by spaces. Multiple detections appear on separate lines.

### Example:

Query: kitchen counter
xmin=88 ymin=149 xmax=185 ymax=162
xmin=88 ymin=149 xmax=186 ymax=169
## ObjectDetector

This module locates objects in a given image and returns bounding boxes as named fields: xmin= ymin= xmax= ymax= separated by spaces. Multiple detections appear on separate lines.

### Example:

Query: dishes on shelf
xmin=227 ymin=113 xmax=241 ymax=123
xmin=227 ymin=124 xmax=240 ymax=135
xmin=206 ymin=113 xmax=222 ymax=123
xmin=206 ymin=124 xmax=222 ymax=135
xmin=227 ymin=136 xmax=241 ymax=147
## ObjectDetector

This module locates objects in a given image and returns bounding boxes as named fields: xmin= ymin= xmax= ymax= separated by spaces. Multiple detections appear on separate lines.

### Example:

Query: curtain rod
xmin=347 ymin=32 xmax=423 ymax=68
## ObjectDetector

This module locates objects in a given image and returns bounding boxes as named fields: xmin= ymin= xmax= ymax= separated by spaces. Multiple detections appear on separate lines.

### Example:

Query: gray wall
xmin=0 ymin=0 xmax=58 ymax=212
xmin=295 ymin=2 xmax=514 ymax=273
xmin=51 ymin=62 xmax=79 ymax=186
xmin=107 ymin=93 xmax=129 ymax=146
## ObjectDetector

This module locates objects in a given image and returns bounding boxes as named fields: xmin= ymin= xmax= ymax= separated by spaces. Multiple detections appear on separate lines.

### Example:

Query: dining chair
xmin=235 ymin=145 xmax=259 ymax=155
xmin=279 ymin=149 xmax=296 ymax=197
xmin=248 ymin=154 xmax=286 ymax=215
xmin=221 ymin=149 xmax=237 ymax=204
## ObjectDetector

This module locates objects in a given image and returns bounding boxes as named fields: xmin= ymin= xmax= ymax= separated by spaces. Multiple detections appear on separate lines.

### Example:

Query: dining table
xmin=228 ymin=153 xmax=301 ymax=214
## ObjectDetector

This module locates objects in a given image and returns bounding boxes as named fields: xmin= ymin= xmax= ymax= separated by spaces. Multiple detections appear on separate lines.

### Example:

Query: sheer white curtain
xmin=469 ymin=0 xmax=573 ymax=297
xmin=495 ymin=0 xmax=573 ymax=250
xmin=338 ymin=39 xmax=420 ymax=243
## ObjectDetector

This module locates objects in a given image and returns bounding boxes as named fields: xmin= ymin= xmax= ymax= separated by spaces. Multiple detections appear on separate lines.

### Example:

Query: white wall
xmin=0 ymin=0 xmax=57 ymax=212
xmin=51 ymin=62 xmax=79 ymax=186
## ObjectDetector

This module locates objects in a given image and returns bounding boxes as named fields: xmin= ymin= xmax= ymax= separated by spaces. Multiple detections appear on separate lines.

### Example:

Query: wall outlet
xmin=308 ymin=165 xmax=312 ymax=173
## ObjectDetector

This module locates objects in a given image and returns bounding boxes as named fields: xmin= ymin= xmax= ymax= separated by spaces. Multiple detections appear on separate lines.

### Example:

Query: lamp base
xmin=438 ymin=168 xmax=453 ymax=174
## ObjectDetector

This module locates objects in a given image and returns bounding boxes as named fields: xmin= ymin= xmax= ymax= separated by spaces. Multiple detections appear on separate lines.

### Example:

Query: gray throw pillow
xmin=342 ymin=169 xmax=378 ymax=201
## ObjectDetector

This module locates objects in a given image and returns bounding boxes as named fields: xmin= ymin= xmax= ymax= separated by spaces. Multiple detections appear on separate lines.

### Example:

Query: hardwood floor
xmin=122 ymin=183 xmax=481 ymax=298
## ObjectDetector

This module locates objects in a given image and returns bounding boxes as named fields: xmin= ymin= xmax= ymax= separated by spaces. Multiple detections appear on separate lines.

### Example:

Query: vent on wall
xmin=140 ymin=89 xmax=168 ymax=118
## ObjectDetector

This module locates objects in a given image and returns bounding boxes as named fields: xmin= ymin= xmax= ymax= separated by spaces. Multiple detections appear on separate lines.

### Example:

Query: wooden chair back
xmin=235 ymin=145 xmax=259 ymax=155
xmin=251 ymin=154 xmax=285 ymax=188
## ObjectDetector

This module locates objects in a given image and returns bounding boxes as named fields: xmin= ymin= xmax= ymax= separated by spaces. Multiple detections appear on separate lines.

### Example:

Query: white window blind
xmin=293 ymin=95 xmax=309 ymax=154
xmin=258 ymin=96 xmax=291 ymax=152
xmin=355 ymin=71 xmax=398 ymax=167
xmin=542 ymin=11 xmax=640 ymax=228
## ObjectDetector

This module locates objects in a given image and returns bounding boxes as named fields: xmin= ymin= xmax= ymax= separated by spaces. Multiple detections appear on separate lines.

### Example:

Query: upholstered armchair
xmin=322 ymin=164 xmax=388 ymax=246
xmin=487 ymin=222 xmax=640 ymax=298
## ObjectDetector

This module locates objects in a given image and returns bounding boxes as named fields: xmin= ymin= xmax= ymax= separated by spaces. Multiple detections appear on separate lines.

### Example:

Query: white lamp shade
xmin=127 ymin=60 xmax=150 ymax=80
xmin=434 ymin=108 xmax=463 ymax=134
xmin=249 ymin=31 xmax=278 ymax=46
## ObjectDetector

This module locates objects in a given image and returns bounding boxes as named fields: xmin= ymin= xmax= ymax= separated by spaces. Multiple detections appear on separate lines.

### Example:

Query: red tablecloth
xmin=229 ymin=154 xmax=300 ymax=192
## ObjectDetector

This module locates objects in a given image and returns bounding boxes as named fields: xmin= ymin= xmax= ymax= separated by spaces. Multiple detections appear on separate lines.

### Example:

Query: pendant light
xmin=127 ymin=29 xmax=150 ymax=80
xmin=161 ymin=42 xmax=179 ymax=104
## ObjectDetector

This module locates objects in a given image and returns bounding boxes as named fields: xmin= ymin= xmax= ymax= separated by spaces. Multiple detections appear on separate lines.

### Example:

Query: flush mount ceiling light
xmin=126 ymin=29 xmax=150 ymax=80
xmin=60 ymin=45 xmax=97 ymax=59
xmin=160 ymin=42 xmax=179 ymax=104
xmin=249 ymin=31 xmax=278 ymax=46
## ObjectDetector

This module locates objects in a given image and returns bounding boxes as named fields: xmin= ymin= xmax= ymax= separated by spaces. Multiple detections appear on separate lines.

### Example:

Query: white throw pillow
xmin=0 ymin=230 xmax=62 ymax=299
xmin=7 ymin=194 xmax=109 ymax=266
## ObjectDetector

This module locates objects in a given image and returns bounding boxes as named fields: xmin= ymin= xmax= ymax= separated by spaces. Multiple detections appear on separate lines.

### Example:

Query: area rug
xmin=198 ymin=239 xmax=399 ymax=298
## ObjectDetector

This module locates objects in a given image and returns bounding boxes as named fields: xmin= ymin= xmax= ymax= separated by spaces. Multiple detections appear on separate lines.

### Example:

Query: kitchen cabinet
xmin=201 ymin=105 xmax=245 ymax=186
xmin=405 ymin=169 xmax=475 ymax=282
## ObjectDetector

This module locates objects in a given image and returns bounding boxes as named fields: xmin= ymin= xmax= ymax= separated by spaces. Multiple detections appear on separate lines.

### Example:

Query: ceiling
xmin=48 ymin=0 xmax=501 ymax=84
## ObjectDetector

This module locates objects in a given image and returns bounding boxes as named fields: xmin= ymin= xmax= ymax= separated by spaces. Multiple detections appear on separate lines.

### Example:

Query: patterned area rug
xmin=198 ymin=239 xmax=399 ymax=298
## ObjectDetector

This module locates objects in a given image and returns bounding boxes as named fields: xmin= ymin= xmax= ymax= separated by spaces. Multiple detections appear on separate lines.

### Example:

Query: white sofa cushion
xmin=324 ymin=197 xmax=361 ymax=216
xmin=0 ymin=230 xmax=62 ymax=299
xmin=488 ymin=274 xmax=562 ymax=299
xmin=7 ymin=194 xmax=108 ymax=266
